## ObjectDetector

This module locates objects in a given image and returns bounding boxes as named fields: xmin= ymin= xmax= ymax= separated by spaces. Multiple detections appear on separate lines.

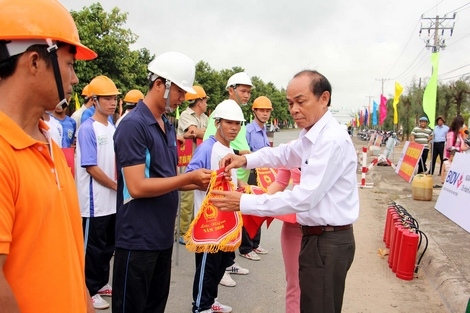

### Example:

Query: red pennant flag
xmin=185 ymin=169 xmax=242 ymax=253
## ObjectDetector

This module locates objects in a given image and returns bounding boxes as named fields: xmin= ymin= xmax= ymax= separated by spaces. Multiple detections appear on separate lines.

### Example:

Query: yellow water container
xmin=411 ymin=174 xmax=433 ymax=201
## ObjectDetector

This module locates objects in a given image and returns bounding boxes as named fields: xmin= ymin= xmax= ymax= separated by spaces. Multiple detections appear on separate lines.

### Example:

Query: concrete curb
xmin=420 ymin=235 xmax=470 ymax=313
xmin=368 ymin=166 xmax=470 ymax=313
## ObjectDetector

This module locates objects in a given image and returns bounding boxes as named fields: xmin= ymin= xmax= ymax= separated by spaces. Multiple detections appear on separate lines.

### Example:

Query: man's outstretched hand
xmin=210 ymin=190 xmax=242 ymax=212
xmin=218 ymin=153 xmax=247 ymax=173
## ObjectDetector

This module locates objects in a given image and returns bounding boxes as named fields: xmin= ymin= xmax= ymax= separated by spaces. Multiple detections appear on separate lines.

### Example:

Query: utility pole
xmin=419 ymin=13 xmax=456 ymax=52
xmin=419 ymin=13 xmax=456 ymax=127
xmin=375 ymin=78 xmax=390 ymax=95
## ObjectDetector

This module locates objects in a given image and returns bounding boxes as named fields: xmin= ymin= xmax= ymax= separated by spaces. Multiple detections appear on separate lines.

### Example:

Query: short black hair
xmin=293 ymin=70 xmax=332 ymax=106
xmin=148 ymin=76 xmax=166 ymax=91
xmin=0 ymin=42 xmax=76 ymax=80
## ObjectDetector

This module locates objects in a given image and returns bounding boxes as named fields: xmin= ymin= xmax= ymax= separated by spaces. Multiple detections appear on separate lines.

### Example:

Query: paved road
xmin=96 ymin=128 xmax=468 ymax=312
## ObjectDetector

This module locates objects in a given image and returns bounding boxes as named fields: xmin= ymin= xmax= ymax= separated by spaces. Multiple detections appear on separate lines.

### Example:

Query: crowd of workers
xmin=410 ymin=115 xmax=469 ymax=186
xmin=0 ymin=1 xmax=360 ymax=313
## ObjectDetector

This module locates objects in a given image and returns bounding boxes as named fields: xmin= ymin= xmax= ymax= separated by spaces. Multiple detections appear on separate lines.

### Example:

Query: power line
xmin=446 ymin=32 xmax=470 ymax=47
xmin=443 ymin=1 xmax=470 ymax=16
xmin=390 ymin=46 xmax=427 ymax=80
xmin=439 ymin=62 xmax=470 ymax=77
xmin=422 ymin=0 xmax=444 ymax=16
xmin=383 ymin=18 xmax=421 ymax=78
xmin=439 ymin=72 xmax=470 ymax=81
xmin=419 ymin=14 xmax=456 ymax=52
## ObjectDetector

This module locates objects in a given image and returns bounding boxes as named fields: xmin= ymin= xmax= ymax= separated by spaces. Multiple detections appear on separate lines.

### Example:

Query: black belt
xmin=301 ymin=224 xmax=352 ymax=236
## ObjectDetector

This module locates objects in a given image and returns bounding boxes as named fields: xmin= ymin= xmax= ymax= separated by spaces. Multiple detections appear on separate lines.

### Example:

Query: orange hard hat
xmin=252 ymin=96 xmax=273 ymax=110
xmin=124 ymin=89 xmax=144 ymax=103
xmin=185 ymin=85 xmax=208 ymax=101
xmin=0 ymin=0 xmax=96 ymax=61
xmin=88 ymin=75 xmax=120 ymax=97
xmin=81 ymin=84 xmax=90 ymax=97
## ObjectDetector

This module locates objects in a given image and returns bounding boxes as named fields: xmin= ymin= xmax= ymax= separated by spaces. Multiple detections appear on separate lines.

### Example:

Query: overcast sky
xmin=62 ymin=0 xmax=470 ymax=112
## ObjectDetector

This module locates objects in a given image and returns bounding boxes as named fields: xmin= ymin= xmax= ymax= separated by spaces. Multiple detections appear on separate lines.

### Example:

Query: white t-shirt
xmin=76 ymin=118 xmax=116 ymax=217
xmin=44 ymin=114 xmax=63 ymax=148
xmin=186 ymin=136 xmax=237 ymax=216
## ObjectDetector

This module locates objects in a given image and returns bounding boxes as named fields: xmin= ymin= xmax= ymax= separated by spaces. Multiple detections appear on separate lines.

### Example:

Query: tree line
xmin=70 ymin=3 xmax=469 ymax=132
xmin=379 ymin=77 xmax=470 ymax=139
xmin=70 ymin=3 xmax=292 ymax=126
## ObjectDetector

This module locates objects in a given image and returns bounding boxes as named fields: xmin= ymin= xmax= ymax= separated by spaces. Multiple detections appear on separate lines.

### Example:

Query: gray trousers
xmin=299 ymin=228 xmax=355 ymax=313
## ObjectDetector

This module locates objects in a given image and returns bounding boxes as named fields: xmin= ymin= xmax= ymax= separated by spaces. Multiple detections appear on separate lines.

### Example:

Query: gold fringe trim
xmin=184 ymin=171 xmax=243 ymax=253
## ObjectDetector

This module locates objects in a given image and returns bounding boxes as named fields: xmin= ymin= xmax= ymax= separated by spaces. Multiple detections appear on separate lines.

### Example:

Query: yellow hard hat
xmin=81 ymin=84 xmax=90 ymax=97
xmin=124 ymin=89 xmax=144 ymax=103
xmin=88 ymin=75 xmax=120 ymax=97
xmin=185 ymin=86 xmax=208 ymax=101
xmin=252 ymin=96 xmax=273 ymax=110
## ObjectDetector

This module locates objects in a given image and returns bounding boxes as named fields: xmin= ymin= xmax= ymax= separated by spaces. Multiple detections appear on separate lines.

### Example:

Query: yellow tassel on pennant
xmin=184 ymin=171 xmax=243 ymax=253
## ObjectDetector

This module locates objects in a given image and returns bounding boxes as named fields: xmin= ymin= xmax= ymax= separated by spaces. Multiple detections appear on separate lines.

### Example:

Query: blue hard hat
xmin=419 ymin=116 xmax=428 ymax=122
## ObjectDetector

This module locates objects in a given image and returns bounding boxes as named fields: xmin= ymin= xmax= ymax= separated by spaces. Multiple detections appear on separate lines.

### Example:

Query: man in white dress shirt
xmin=211 ymin=70 xmax=359 ymax=313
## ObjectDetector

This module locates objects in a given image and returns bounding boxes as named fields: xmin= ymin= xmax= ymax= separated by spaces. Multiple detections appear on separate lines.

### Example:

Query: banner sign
xmin=177 ymin=139 xmax=193 ymax=167
xmin=368 ymin=133 xmax=376 ymax=148
xmin=61 ymin=147 xmax=75 ymax=178
xmin=255 ymin=168 xmax=277 ymax=190
xmin=375 ymin=134 xmax=384 ymax=147
xmin=435 ymin=153 xmax=470 ymax=233
xmin=395 ymin=141 xmax=424 ymax=182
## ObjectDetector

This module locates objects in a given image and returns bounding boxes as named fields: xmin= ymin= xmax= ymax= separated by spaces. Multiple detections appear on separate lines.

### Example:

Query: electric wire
xmin=443 ymin=1 xmax=470 ymax=16
xmin=383 ymin=18 xmax=421 ymax=78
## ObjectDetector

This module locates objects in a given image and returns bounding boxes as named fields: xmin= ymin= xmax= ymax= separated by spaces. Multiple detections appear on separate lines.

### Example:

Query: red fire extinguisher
xmin=388 ymin=221 xmax=402 ymax=269
xmin=396 ymin=229 xmax=419 ymax=280
xmin=383 ymin=205 xmax=397 ymax=247
xmin=392 ymin=226 xmax=406 ymax=273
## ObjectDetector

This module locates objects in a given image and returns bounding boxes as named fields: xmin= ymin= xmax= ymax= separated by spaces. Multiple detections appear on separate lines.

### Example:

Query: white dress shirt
xmin=240 ymin=110 xmax=359 ymax=226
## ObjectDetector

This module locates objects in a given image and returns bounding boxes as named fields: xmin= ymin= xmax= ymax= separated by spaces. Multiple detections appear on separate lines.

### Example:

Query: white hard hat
xmin=225 ymin=72 xmax=253 ymax=90
xmin=213 ymin=99 xmax=245 ymax=122
xmin=148 ymin=52 xmax=196 ymax=94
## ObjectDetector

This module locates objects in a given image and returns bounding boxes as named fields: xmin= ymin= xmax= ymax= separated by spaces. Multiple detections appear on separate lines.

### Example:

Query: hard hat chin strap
xmin=45 ymin=39 xmax=67 ymax=110
xmin=94 ymin=97 xmax=106 ymax=116
xmin=163 ymin=79 xmax=173 ymax=113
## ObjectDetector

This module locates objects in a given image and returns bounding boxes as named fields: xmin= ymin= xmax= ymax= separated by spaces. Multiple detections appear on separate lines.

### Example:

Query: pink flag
xmin=379 ymin=94 xmax=387 ymax=126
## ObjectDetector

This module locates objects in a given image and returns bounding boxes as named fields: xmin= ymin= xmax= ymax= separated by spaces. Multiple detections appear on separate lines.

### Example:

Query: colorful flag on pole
xmin=364 ymin=108 xmax=368 ymax=126
xmin=423 ymin=52 xmax=439 ymax=128
xmin=372 ymin=101 xmax=378 ymax=126
xmin=393 ymin=82 xmax=403 ymax=125
xmin=356 ymin=112 xmax=360 ymax=127
xmin=379 ymin=94 xmax=387 ymax=126
xmin=74 ymin=92 xmax=80 ymax=111
xmin=175 ymin=106 xmax=180 ymax=120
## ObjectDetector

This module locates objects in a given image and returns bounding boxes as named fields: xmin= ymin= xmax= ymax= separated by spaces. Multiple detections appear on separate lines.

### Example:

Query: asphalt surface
xmin=95 ymin=128 xmax=470 ymax=313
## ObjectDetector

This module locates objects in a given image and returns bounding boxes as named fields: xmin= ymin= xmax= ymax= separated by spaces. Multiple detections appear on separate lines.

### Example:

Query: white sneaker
xmin=212 ymin=299 xmax=232 ymax=313
xmin=92 ymin=294 xmax=110 ymax=310
xmin=226 ymin=262 xmax=250 ymax=274
xmin=97 ymin=283 xmax=112 ymax=296
xmin=239 ymin=251 xmax=261 ymax=261
xmin=219 ymin=272 xmax=236 ymax=287
xmin=253 ymin=246 xmax=268 ymax=254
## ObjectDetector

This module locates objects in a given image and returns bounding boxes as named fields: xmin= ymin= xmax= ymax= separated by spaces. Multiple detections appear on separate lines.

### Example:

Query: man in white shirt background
xmin=210 ymin=70 xmax=359 ymax=313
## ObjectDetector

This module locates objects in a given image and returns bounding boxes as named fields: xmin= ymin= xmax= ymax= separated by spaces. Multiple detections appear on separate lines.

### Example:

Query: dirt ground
xmin=342 ymin=134 xmax=446 ymax=313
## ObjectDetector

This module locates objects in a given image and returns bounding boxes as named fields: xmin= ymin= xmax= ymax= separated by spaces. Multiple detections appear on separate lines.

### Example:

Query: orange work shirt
xmin=0 ymin=113 xmax=88 ymax=312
